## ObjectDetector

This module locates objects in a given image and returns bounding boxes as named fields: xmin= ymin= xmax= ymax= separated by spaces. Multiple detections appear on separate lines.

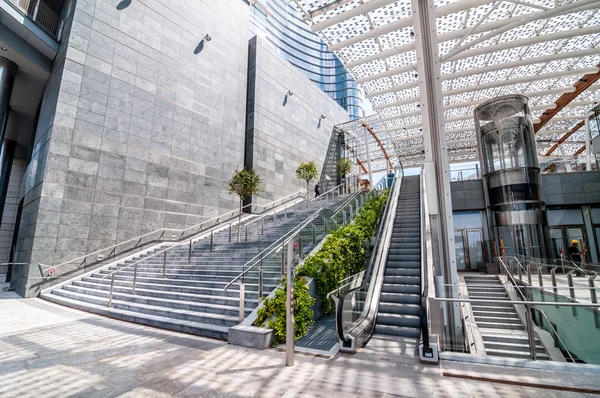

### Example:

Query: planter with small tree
xmin=336 ymin=157 xmax=353 ymax=194
xmin=296 ymin=161 xmax=319 ymax=208
xmin=228 ymin=167 xmax=262 ymax=241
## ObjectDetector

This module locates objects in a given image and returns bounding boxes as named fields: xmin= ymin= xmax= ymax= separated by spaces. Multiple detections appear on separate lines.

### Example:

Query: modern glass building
xmin=248 ymin=0 xmax=364 ymax=120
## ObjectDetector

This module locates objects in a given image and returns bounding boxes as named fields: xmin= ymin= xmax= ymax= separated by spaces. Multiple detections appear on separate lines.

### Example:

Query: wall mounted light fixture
xmin=320 ymin=115 xmax=326 ymax=120
xmin=194 ymin=34 xmax=212 ymax=54
xmin=287 ymin=90 xmax=294 ymax=96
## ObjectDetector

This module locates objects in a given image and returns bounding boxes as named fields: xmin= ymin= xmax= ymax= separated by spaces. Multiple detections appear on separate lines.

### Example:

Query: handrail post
xmin=517 ymin=260 xmax=522 ymax=282
xmin=163 ymin=251 xmax=167 ymax=279
xmin=551 ymin=268 xmax=558 ymax=294
xmin=284 ymin=206 xmax=287 ymax=219
xmin=261 ymin=218 xmax=264 ymax=235
xmin=527 ymin=263 xmax=532 ymax=285
xmin=258 ymin=260 xmax=264 ymax=304
xmin=132 ymin=263 xmax=138 ymax=294
xmin=210 ymin=230 xmax=214 ymax=254
xmin=567 ymin=272 xmax=576 ymax=300
xmin=312 ymin=223 xmax=316 ymax=246
xmin=238 ymin=282 xmax=245 ymax=323
xmin=245 ymin=224 xmax=248 ymax=242
xmin=525 ymin=304 xmax=537 ymax=360
xmin=188 ymin=240 xmax=192 ymax=264
xmin=273 ymin=212 xmax=276 ymax=227
xmin=229 ymin=224 xmax=232 ymax=242
xmin=108 ymin=274 xmax=115 ymax=307
xmin=324 ymin=217 xmax=328 ymax=233
xmin=281 ymin=244 xmax=285 ymax=277
xmin=298 ymin=236 xmax=303 ymax=260
xmin=537 ymin=267 xmax=543 ymax=287
xmin=349 ymin=204 xmax=354 ymax=219
xmin=343 ymin=211 xmax=347 ymax=227
xmin=589 ymin=276 xmax=598 ymax=304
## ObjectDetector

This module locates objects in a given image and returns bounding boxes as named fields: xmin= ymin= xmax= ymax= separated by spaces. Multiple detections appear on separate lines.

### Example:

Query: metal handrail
xmin=536 ymin=308 xmax=576 ymax=363
xmin=432 ymin=296 xmax=600 ymax=307
xmin=311 ymin=182 xmax=346 ymax=203
xmin=223 ymin=209 xmax=323 ymax=291
xmin=329 ymin=169 xmax=403 ymax=350
xmin=39 ymin=190 xmax=306 ymax=274
xmin=498 ymin=257 xmax=528 ymax=302
xmin=419 ymin=165 xmax=433 ymax=357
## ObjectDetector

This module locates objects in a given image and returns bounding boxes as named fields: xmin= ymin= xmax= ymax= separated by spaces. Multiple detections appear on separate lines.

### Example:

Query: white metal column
xmin=363 ymin=125 xmax=374 ymax=184
xmin=411 ymin=0 xmax=462 ymax=348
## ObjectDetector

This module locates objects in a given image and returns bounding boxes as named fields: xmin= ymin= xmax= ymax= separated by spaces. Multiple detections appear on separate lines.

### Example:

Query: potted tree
xmin=296 ymin=161 xmax=319 ymax=208
xmin=336 ymin=158 xmax=353 ymax=194
xmin=228 ymin=167 xmax=262 ymax=241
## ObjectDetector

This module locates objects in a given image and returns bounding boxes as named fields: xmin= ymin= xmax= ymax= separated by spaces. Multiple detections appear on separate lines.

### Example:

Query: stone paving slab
xmin=1 ymin=295 xmax=600 ymax=397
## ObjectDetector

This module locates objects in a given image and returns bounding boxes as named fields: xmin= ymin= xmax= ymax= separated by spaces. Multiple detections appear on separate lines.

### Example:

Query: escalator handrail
xmin=329 ymin=168 xmax=403 ymax=346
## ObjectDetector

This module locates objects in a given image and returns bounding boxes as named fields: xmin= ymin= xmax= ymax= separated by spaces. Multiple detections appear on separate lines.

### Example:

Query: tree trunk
xmin=237 ymin=199 xmax=242 ymax=242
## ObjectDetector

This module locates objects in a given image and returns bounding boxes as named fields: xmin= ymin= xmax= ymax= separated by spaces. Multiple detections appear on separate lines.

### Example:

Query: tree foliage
xmin=228 ymin=167 xmax=261 ymax=200
xmin=336 ymin=158 xmax=353 ymax=177
xmin=296 ymin=161 xmax=318 ymax=184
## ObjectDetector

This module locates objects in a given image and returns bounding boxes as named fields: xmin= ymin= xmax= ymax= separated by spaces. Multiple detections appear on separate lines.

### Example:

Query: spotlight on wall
xmin=320 ymin=115 xmax=326 ymax=120
xmin=116 ymin=0 xmax=132 ymax=10
xmin=194 ymin=34 xmax=212 ymax=54
xmin=0 ymin=47 xmax=6 ymax=52
xmin=287 ymin=90 xmax=294 ymax=96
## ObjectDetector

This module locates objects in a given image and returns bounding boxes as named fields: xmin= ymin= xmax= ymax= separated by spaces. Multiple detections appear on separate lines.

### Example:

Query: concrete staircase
xmin=41 ymin=195 xmax=352 ymax=340
xmin=374 ymin=175 xmax=421 ymax=340
xmin=465 ymin=274 xmax=549 ymax=360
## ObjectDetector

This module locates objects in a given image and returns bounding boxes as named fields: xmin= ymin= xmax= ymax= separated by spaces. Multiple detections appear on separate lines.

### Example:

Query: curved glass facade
xmin=249 ymin=0 xmax=363 ymax=120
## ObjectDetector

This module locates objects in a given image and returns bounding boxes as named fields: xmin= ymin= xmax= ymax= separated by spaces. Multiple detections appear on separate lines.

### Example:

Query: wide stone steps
xmin=42 ymin=193 xmax=354 ymax=340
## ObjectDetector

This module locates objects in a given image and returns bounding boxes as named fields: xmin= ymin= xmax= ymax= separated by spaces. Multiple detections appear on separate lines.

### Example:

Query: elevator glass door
xmin=455 ymin=229 xmax=483 ymax=271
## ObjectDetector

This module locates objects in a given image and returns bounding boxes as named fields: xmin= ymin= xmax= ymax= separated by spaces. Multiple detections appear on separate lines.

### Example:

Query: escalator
xmin=374 ymin=176 xmax=421 ymax=339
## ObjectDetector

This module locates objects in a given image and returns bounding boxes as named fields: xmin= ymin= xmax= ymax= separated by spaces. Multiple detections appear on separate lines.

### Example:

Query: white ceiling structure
xmin=292 ymin=0 xmax=600 ymax=170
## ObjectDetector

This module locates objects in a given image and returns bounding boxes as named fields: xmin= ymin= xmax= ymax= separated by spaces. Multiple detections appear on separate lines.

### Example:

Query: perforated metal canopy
xmin=292 ymin=0 xmax=600 ymax=170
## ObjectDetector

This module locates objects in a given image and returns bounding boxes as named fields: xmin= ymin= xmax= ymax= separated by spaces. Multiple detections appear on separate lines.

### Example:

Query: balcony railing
xmin=7 ymin=0 xmax=63 ymax=41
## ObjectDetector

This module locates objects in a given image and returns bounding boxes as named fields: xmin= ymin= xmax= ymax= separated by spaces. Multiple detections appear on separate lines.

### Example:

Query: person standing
xmin=314 ymin=183 xmax=320 ymax=198
xmin=568 ymin=239 xmax=583 ymax=270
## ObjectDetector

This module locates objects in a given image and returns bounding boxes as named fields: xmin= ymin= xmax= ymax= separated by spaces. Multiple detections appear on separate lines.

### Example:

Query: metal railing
xmin=449 ymin=165 xmax=481 ymax=181
xmin=7 ymin=0 xmax=63 ymax=40
xmin=99 ymin=190 xmax=330 ymax=308
xmin=328 ymin=168 xmax=403 ymax=352
xmin=224 ymin=182 xmax=368 ymax=322
xmin=38 ymin=190 xmax=306 ymax=279
xmin=419 ymin=166 xmax=434 ymax=359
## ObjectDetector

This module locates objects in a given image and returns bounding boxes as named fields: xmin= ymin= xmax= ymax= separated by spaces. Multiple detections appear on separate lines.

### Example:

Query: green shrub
xmin=253 ymin=190 xmax=389 ymax=342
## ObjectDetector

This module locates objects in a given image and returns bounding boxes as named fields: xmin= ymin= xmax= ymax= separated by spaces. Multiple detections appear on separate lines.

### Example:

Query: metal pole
xmin=108 ymin=275 xmax=115 ymax=307
xmin=259 ymin=254 xmax=264 ymax=303
xmin=298 ymin=236 xmax=303 ymax=260
xmin=537 ymin=267 xmax=543 ymax=287
xmin=284 ymin=206 xmax=287 ymax=219
xmin=229 ymin=224 xmax=232 ymax=242
xmin=525 ymin=304 xmax=537 ymax=360
xmin=551 ymin=268 xmax=557 ymax=294
xmin=343 ymin=211 xmax=347 ymax=227
xmin=312 ymin=223 xmax=316 ymax=246
xmin=585 ymin=117 xmax=592 ymax=171
xmin=163 ymin=251 xmax=167 ymax=279
xmin=281 ymin=244 xmax=285 ymax=277
xmin=261 ymin=218 xmax=264 ymax=235
xmin=132 ymin=263 xmax=138 ymax=294
xmin=527 ymin=264 xmax=532 ymax=286
xmin=210 ymin=230 xmax=214 ymax=254
xmin=188 ymin=240 xmax=192 ymax=264
xmin=273 ymin=213 xmax=276 ymax=227
xmin=238 ymin=282 xmax=245 ymax=323
xmin=324 ymin=218 xmax=328 ymax=233
xmin=245 ymin=224 xmax=248 ymax=242
xmin=286 ymin=239 xmax=295 ymax=366
xmin=567 ymin=272 xmax=576 ymax=300
xmin=363 ymin=125 xmax=373 ymax=185
xmin=518 ymin=260 xmax=522 ymax=282
xmin=349 ymin=204 xmax=354 ymax=219
xmin=590 ymin=276 xmax=598 ymax=304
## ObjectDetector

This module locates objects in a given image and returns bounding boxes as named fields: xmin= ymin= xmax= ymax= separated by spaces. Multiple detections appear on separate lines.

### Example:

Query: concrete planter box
xmin=228 ymin=325 xmax=274 ymax=350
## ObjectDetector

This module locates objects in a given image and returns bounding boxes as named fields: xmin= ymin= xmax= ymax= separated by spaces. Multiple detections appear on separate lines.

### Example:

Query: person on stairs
xmin=568 ymin=240 xmax=584 ymax=275
xmin=314 ymin=183 xmax=320 ymax=198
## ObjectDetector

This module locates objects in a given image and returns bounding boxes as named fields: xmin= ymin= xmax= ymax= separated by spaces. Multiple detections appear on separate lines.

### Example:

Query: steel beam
xmin=534 ymin=65 xmax=600 ymax=133
xmin=545 ymin=120 xmax=586 ymax=156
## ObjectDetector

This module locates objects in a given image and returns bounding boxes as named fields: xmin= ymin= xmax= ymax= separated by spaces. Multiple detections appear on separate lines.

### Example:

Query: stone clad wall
xmin=246 ymin=36 xmax=349 ymax=206
xmin=15 ymin=0 xmax=249 ymax=296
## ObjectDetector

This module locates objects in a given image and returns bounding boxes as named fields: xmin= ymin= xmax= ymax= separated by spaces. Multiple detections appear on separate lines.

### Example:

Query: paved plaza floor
xmin=1 ymin=291 xmax=600 ymax=397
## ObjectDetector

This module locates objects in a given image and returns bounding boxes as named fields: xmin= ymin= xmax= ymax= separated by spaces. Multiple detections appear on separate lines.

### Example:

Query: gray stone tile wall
xmin=0 ymin=159 xmax=25 ymax=274
xmin=450 ymin=179 xmax=486 ymax=211
xmin=15 ymin=0 xmax=249 ymax=296
xmin=247 ymin=36 xmax=349 ymax=206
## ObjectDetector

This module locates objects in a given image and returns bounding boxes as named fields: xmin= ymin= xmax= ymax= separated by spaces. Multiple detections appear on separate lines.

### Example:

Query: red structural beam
xmin=362 ymin=122 xmax=393 ymax=170
xmin=534 ymin=65 xmax=600 ymax=133
xmin=573 ymin=146 xmax=587 ymax=156
xmin=342 ymin=143 xmax=368 ymax=174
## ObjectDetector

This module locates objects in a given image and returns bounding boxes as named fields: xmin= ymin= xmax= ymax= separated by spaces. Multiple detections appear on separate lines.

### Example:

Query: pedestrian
xmin=568 ymin=239 xmax=584 ymax=273
xmin=314 ymin=183 xmax=320 ymax=197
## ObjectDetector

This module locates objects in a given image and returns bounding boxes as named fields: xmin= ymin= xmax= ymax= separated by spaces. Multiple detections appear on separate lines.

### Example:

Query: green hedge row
xmin=254 ymin=190 xmax=389 ymax=342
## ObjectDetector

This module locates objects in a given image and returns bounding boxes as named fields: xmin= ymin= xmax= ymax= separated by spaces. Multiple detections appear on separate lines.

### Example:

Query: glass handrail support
xmin=329 ymin=167 xmax=403 ymax=353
